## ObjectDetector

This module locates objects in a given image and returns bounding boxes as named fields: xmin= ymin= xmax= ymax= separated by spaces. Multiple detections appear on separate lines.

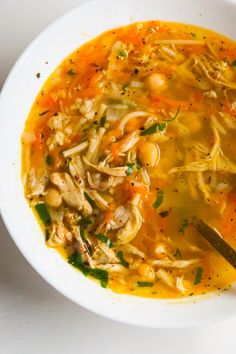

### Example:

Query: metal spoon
xmin=196 ymin=219 xmax=236 ymax=269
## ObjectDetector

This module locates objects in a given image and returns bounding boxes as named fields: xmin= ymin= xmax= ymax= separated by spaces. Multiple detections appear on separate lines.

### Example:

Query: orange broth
xmin=22 ymin=21 xmax=236 ymax=298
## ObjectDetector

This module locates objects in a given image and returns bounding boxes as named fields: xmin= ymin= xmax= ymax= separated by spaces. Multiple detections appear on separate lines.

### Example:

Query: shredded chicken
xmin=86 ymin=127 xmax=106 ymax=163
xmin=193 ymin=55 xmax=236 ymax=89
xmin=156 ymin=269 xmax=175 ymax=288
xmin=169 ymin=128 xmax=236 ymax=174
xmin=106 ymin=206 xmax=130 ymax=230
xmin=83 ymin=156 xmax=128 ymax=176
xmin=117 ymin=205 xmax=142 ymax=244
xmin=93 ymin=242 xmax=118 ymax=265
xmin=63 ymin=141 xmax=88 ymax=158
xmin=26 ymin=169 xmax=48 ymax=197
xmin=47 ymin=223 xmax=73 ymax=246
xmin=149 ymin=259 xmax=200 ymax=268
xmin=50 ymin=172 xmax=92 ymax=215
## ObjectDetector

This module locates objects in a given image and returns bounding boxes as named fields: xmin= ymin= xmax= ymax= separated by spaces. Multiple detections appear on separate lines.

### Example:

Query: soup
xmin=22 ymin=21 xmax=236 ymax=298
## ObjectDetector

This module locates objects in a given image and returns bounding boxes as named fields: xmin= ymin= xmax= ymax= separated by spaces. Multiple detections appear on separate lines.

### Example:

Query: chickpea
xmin=146 ymin=73 xmax=167 ymax=92
xmin=45 ymin=188 xmax=62 ymax=208
xmin=138 ymin=141 xmax=160 ymax=167
xmin=137 ymin=263 xmax=156 ymax=281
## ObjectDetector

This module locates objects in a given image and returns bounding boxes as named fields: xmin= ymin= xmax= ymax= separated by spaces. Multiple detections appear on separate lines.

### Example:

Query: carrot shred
xmin=123 ymin=181 xmax=149 ymax=200
xmin=34 ymin=129 xmax=45 ymax=150
xmin=151 ymin=95 xmax=197 ymax=110
xmin=218 ymin=196 xmax=236 ymax=240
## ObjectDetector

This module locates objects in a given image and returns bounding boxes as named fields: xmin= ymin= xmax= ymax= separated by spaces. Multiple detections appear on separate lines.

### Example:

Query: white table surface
xmin=0 ymin=1 xmax=236 ymax=353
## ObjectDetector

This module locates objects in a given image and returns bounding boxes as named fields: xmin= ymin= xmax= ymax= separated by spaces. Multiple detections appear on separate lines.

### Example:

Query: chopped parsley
xmin=157 ymin=122 xmax=167 ymax=131
xmin=90 ymin=268 xmax=108 ymax=288
xmin=35 ymin=203 xmax=51 ymax=226
xmin=45 ymin=229 xmax=50 ymax=241
xmin=137 ymin=281 xmax=153 ymax=287
xmin=171 ymin=105 xmax=181 ymax=121
xmin=67 ymin=69 xmax=76 ymax=75
xmin=79 ymin=226 xmax=85 ymax=240
xmin=165 ymin=106 xmax=181 ymax=122
xmin=232 ymin=59 xmax=236 ymax=67
xmin=153 ymin=190 xmax=164 ymax=209
xmin=45 ymin=154 xmax=53 ymax=166
xmin=136 ymin=159 xmax=142 ymax=171
xmin=68 ymin=252 xmax=91 ymax=276
xmin=126 ymin=163 xmax=135 ymax=176
xmin=84 ymin=192 xmax=96 ymax=208
xmin=140 ymin=122 xmax=166 ymax=136
xmin=174 ymin=248 xmax=182 ymax=259
xmin=96 ymin=233 xmax=113 ymax=248
xmin=79 ymin=217 xmax=92 ymax=227
xmin=68 ymin=252 xmax=109 ymax=287
xmin=179 ymin=220 xmax=189 ymax=234
xmin=118 ymin=50 xmax=128 ymax=59
xmin=194 ymin=267 xmax=204 ymax=285
xmin=122 ymin=83 xmax=128 ymax=92
xmin=117 ymin=251 xmax=129 ymax=268
xmin=100 ymin=116 xmax=107 ymax=127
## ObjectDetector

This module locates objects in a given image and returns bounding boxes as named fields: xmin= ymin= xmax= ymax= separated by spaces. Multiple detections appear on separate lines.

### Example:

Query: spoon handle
xmin=196 ymin=219 xmax=236 ymax=269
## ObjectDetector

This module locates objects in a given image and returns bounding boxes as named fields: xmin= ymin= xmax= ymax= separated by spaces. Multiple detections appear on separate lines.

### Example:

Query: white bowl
xmin=1 ymin=0 xmax=236 ymax=328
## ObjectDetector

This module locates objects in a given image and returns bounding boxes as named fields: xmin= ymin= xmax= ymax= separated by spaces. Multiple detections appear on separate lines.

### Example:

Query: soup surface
xmin=22 ymin=21 xmax=236 ymax=298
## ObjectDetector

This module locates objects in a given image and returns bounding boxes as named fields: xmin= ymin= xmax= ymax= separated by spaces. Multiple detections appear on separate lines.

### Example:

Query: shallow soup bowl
xmin=1 ymin=0 xmax=236 ymax=328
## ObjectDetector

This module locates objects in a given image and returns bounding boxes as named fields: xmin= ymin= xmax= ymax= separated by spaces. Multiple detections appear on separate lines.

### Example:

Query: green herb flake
xmin=194 ymin=266 xmax=204 ymax=285
xmin=190 ymin=32 xmax=196 ymax=37
xmin=171 ymin=105 xmax=181 ymax=121
xmin=35 ymin=203 xmax=51 ymax=226
xmin=79 ymin=217 xmax=92 ymax=227
xmin=67 ymin=69 xmax=76 ymax=76
xmin=96 ymin=233 xmax=113 ymax=248
xmin=45 ymin=154 xmax=53 ymax=166
xmin=140 ymin=122 xmax=166 ymax=136
xmin=45 ymin=229 xmax=50 ymax=241
xmin=68 ymin=252 xmax=90 ymax=276
xmin=122 ymin=84 xmax=128 ymax=92
xmin=118 ymin=50 xmax=128 ymax=59
xmin=137 ymin=281 xmax=153 ymax=287
xmin=153 ymin=190 xmax=164 ymax=209
xmin=140 ymin=123 xmax=158 ymax=136
xmin=136 ymin=159 xmax=142 ymax=171
xmin=157 ymin=122 xmax=167 ymax=131
xmin=117 ymin=251 xmax=129 ymax=268
xmin=80 ymin=227 xmax=86 ymax=242
xmin=165 ymin=106 xmax=181 ymax=123
xmin=126 ymin=163 xmax=135 ymax=176
xmin=84 ymin=192 xmax=96 ymax=208
xmin=174 ymin=248 xmax=182 ymax=259
xmin=90 ymin=268 xmax=109 ymax=288
xmin=68 ymin=253 xmax=108 ymax=287
xmin=100 ymin=116 xmax=107 ymax=127
xmin=179 ymin=220 xmax=189 ymax=234
xmin=232 ymin=59 xmax=236 ymax=67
